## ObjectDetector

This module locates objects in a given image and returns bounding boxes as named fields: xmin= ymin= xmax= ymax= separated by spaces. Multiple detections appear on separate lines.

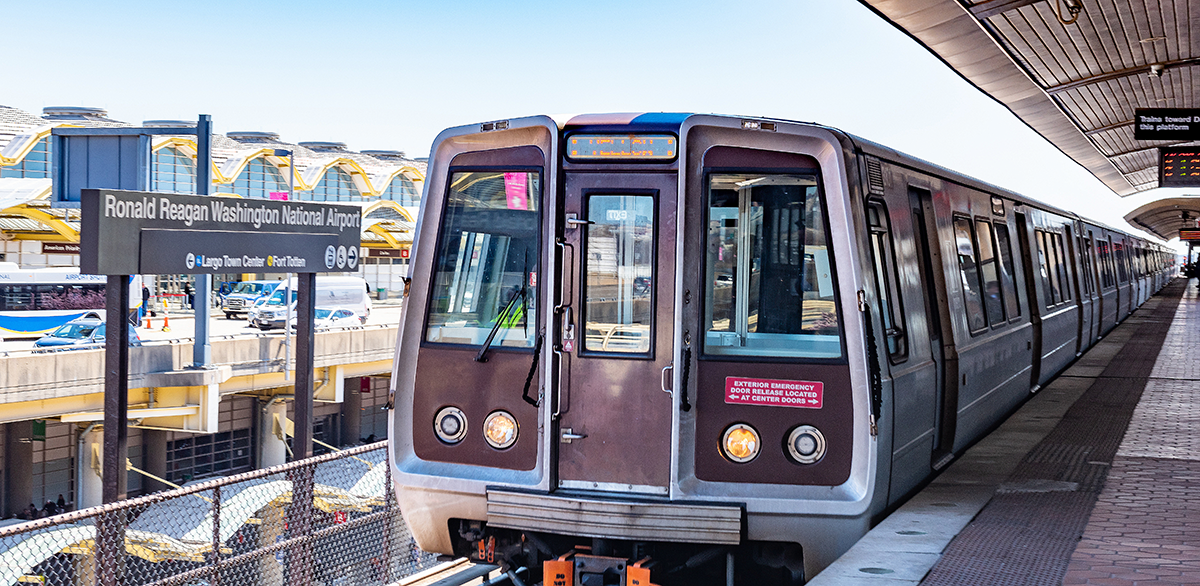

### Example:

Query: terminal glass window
xmin=954 ymin=217 xmax=987 ymax=332
xmin=974 ymin=219 xmax=1005 ymax=326
xmin=583 ymin=195 xmax=654 ymax=354
xmin=425 ymin=170 xmax=540 ymax=349
xmin=994 ymin=224 xmax=1020 ymax=318
xmin=306 ymin=167 xmax=361 ymax=202
xmin=382 ymin=175 xmax=420 ymax=206
xmin=704 ymin=173 xmax=842 ymax=359
xmin=0 ymin=137 xmax=51 ymax=179
xmin=230 ymin=158 xmax=288 ymax=198
xmin=868 ymin=202 xmax=907 ymax=360
xmin=152 ymin=147 xmax=196 ymax=194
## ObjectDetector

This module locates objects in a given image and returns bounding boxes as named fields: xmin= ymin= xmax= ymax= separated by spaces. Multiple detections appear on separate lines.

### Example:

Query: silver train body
xmin=389 ymin=113 xmax=1173 ymax=583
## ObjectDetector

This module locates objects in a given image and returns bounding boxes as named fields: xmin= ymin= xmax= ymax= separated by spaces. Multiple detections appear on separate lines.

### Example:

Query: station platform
xmin=810 ymin=278 xmax=1199 ymax=586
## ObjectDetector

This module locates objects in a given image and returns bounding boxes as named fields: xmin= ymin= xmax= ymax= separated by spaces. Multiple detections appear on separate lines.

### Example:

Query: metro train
xmin=388 ymin=113 xmax=1174 ymax=585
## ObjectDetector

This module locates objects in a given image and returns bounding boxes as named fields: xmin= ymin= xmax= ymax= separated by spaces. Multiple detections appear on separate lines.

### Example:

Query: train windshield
xmin=704 ymin=173 xmax=841 ymax=359
xmin=424 ymin=170 xmax=540 ymax=348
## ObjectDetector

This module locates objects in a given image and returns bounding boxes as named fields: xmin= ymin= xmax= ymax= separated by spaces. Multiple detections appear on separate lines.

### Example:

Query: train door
xmin=1067 ymin=227 xmax=1089 ymax=357
xmin=1014 ymin=211 xmax=1042 ymax=389
xmin=908 ymin=187 xmax=955 ymax=466
xmin=555 ymin=172 xmax=677 ymax=494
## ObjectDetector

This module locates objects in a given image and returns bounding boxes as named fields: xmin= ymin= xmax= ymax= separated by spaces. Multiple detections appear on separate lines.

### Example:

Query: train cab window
xmin=973 ymin=218 xmax=1006 ymax=326
xmin=993 ymin=224 xmax=1021 ymax=319
xmin=582 ymin=195 xmax=655 ymax=354
xmin=703 ymin=173 xmax=841 ymax=359
xmin=867 ymin=202 xmax=907 ymax=361
xmin=424 ymin=170 xmax=540 ymax=348
xmin=952 ymin=217 xmax=987 ymax=333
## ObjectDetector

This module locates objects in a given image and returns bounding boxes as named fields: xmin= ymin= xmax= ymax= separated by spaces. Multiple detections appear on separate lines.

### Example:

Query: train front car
xmin=391 ymin=114 xmax=879 ymax=585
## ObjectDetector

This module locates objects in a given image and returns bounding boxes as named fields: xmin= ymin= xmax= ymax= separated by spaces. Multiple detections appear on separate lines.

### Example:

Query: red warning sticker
xmin=724 ymin=377 xmax=824 ymax=409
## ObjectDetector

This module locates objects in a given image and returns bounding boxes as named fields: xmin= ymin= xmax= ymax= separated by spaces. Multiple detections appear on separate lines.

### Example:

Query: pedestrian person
xmin=56 ymin=494 xmax=66 ymax=512
xmin=142 ymin=284 xmax=151 ymax=319
xmin=184 ymin=281 xmax=195 ymax=309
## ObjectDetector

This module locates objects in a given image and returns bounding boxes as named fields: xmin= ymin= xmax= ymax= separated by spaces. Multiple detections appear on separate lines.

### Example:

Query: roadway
xmin=3 ymin=303 xmax=406 ymax=352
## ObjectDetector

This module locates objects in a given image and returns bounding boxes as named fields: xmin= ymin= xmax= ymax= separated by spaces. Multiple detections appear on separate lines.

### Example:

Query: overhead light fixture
xmin=1150 ymin=64 xmax=1165 ymax=78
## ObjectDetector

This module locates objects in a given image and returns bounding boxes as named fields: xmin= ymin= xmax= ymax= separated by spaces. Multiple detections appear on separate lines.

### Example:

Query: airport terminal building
xmin=0 ymin=105 xmax=414 ymax=520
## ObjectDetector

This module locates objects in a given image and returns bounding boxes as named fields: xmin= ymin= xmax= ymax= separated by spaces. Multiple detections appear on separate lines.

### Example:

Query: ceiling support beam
xmin=970 ymin=0 xmax=1044 ymax=20
xmin=1046 ymin=58 xmax=1200 ymax=96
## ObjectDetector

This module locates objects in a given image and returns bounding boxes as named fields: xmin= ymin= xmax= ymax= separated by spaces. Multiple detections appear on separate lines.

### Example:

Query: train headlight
xmin=786 ymin=425 xmax=826 ymax=464
xmin=483 ymin=411 xmax=518 ymax=450
xmin=434 ymin=407 xmax=467 ymax=444
xmin=721 ymin=423 xmax=760 ymax=463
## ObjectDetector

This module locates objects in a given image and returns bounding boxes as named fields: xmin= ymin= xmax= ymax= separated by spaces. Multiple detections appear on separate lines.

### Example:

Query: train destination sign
xmin=81 ymin=189 xmax=362 ymax=275
xmin=724 ymin=376 xmax=824 ymax=409
xmin=1178 ymin=229 xmax=1200 ymax=242
xmin=1160 ymin=147 xmax=1200 ymax=188
xmin=1134 ymin=108 xmax=1200 ymax=140
xmin=567 ymin=134 xmax=676 ymax=161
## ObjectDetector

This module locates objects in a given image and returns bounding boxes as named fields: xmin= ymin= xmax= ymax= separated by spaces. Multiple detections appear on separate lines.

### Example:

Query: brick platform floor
xmin=1062 ymin=281 xmax=1200 ymax=585
xmin=921 ymin=279 xmax=1197 ymax=585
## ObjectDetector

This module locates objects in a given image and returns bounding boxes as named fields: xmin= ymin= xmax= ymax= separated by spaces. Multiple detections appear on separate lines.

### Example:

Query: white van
xmin=250 ymin=276 xmax=372 ymax=330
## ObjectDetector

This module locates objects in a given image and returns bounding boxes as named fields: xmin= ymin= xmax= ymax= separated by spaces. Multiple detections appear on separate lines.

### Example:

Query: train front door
xmin=554 ymin=171 xmax=677 ymax=494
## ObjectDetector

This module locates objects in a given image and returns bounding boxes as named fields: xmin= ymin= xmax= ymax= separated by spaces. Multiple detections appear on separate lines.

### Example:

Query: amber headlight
xmin=434 ymin=407 xmax=467 ymax=444
xmin=721 ymin=423 xmax=761 ymax=463
xmin=483 ymin=411 xmax=518 ymax=450
xmin=787 ymin=425 xmax=826 ymax=464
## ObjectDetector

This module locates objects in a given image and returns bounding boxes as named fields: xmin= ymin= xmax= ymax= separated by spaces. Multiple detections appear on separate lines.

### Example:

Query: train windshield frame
xmin=702 ymin=171 xmax=844 ymax=360
xmin=423 ymin=168 xmax=541 ymax=350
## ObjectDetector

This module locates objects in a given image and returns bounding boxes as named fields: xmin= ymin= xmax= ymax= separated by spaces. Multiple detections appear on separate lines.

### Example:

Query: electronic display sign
xmin=567 ymin=135 xmax=676 ymax=161
xmin=1178 ymin=229 xmax=1200 ymax=242
xmin=1161 ymin=147 xmax=1200 ymax=188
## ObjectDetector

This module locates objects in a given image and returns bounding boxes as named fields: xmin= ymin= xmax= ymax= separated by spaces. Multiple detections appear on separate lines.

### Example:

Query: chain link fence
xmin=0 ymin=441 xmax=439 ymax=586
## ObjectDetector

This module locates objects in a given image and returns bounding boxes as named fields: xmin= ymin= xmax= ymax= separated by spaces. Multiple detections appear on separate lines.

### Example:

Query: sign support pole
xmin=98 ymin=274 xmax=130 ymax=586
xmin=193 ymin=114 xmax=213 ymax=367
xmin=288 ymin=272 xmax=317 ymax=584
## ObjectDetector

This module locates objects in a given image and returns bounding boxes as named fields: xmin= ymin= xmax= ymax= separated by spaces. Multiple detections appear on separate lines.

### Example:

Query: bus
xmin=0 ymin=263 xmax=143 ymax=337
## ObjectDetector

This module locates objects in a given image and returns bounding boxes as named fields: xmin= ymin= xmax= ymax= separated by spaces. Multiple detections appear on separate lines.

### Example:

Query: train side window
xmin=952 ymin=216 xmax=987 ymax=333
xmin=424 ymin=169 xmax=540 ymax=348
xmin=867 ymin=202 xmax=907 ymax=361
xmin=1114 ymin=241 xmax=1129 ymax=283
xmin=703 ymin=172 xmax=842 ymax=359
xmin=1096 ymin=239 xmax=1113 ymax=289
xmin=993 ymin=223 xmax=1021 ymax=319
xmin=1053 ymin=232 xmax=1072 ymax=301
xmin=1035 ymin=230 xmax=1057 ymax=305
xmin=973 ymin=218 xmax=1006 ymax=326
xmin=582 ymin=194 xmax=655 ymax=354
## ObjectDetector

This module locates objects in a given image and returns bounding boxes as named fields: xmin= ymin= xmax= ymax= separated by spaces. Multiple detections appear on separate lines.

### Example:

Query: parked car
xmin=288 ymin=308 xmax=362 ymax=331
xmin=34 ymin=316 xmax=142 ymax=348
xmin=221 ymin=280 xmax=282 ymax=319
xmin=252 ymin=277 xmax=372 ymax=330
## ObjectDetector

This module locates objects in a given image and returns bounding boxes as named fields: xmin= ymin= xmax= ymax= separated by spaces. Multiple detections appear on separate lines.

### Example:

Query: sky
xmin=3 ymin=0 xmax=1190 ymax=242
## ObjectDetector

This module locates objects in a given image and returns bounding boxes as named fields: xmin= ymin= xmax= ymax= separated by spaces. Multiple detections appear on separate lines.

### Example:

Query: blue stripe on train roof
xmin=563 ymin=112 xmax=692 ymax=132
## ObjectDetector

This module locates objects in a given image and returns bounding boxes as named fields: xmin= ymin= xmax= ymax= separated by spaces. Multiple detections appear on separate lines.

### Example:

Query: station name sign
xmin=82 ymin=189 xmax=362 ymax=275
xmin=1134 ymin=108 xmax=1200 ymax=141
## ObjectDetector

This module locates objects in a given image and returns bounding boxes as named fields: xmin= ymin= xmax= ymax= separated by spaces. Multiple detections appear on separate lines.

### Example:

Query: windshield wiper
xmin=475 ymin=287 xmax=525 ymax=363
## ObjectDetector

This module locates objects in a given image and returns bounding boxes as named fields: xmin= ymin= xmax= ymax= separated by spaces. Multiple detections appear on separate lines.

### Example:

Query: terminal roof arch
xmin=857 ymin=0 xmax=1199 ymax=196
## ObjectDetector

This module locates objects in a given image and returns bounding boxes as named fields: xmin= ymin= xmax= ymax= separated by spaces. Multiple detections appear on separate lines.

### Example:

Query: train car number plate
xmin=724 ymin=376 xmax=823 ymax=409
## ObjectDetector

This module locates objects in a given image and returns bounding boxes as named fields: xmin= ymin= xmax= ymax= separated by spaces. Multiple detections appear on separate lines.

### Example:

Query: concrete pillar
xmin=4 ymin=422 xmax=33 ymax=518
xmin=141 ymin=429 xmax=170 ymax=494
xmin=342 ymin=377 xmax=363 ymax=446
xmin=261 ymin=400 xmax=289 ymax=469
xmin=78 ymin=427 xmax=104 ymax=510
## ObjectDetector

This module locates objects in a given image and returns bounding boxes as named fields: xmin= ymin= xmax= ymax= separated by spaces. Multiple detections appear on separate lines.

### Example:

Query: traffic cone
xmin=144 ymin=315 xmax=152 ymax=329
xmin=161 ymin=313 xmax=170 ymax=332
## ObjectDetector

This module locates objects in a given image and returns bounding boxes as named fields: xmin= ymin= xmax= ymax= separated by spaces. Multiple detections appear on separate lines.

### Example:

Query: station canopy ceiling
xmin=1124 ymin=196 xmax=1200 ymax=240
xmin=858 ymin=0 xmax=1198 ymax=196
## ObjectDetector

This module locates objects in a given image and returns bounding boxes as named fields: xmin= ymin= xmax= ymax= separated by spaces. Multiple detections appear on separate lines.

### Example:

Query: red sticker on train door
xmin=724 ymin=377 xmax=824 ymax=409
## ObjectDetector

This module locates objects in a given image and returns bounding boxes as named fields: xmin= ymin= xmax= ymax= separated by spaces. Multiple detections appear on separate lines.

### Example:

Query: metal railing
xmin=0 ymin=441 xmax=439 ymax=586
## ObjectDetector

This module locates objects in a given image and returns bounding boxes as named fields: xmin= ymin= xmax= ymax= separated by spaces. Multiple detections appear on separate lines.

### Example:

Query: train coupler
xmin=543 ymin=551 xmax=657 ymax=586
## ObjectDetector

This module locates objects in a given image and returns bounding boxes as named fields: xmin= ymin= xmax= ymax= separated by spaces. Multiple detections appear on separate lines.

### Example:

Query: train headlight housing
xmin=721 ymin=423 xmax=760 ymax=463
xmin=483 ymin=411 xmax=518 ymax=450
xmin=434 ymin=407 xmax=467 ymax=444
xmin=787 ymin=425 xmax=826 ymax=464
